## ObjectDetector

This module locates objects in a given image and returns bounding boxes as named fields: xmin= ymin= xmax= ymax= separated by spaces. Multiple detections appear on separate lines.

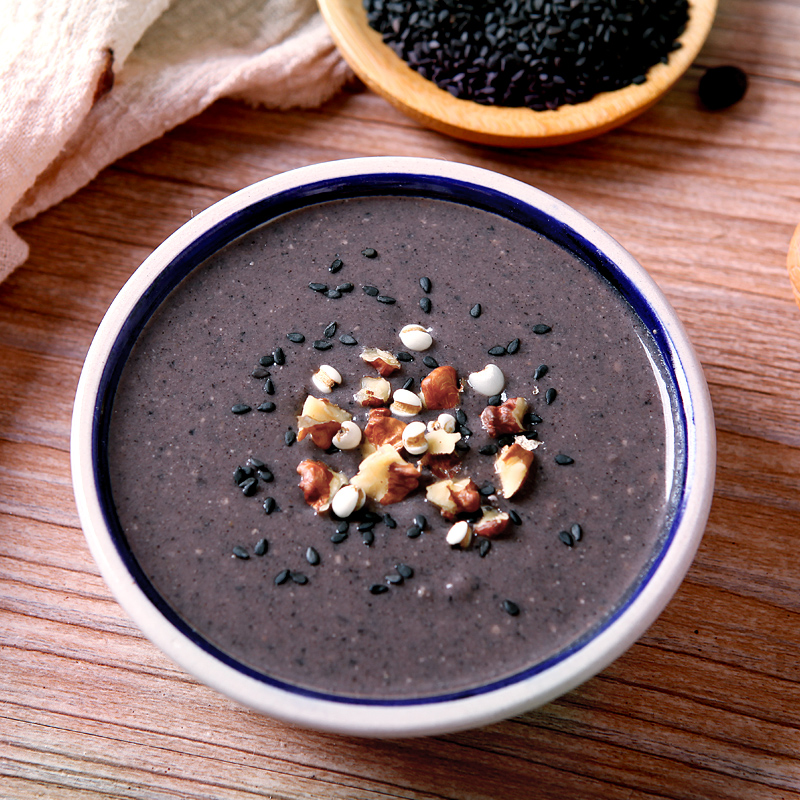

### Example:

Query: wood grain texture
xmin=2 ymin=0 xmax=800 ymax=796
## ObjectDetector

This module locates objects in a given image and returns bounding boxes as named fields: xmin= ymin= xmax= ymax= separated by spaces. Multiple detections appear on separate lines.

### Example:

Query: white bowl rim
xmin=71 ymin=156 xmax=716 ymax=738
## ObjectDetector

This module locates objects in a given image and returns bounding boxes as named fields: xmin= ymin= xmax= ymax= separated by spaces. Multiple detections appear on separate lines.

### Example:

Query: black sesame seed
xmin=470 ymin=303 xmax=482 ymax=318
xmin=419 ymin=276 xmax=432 ymax=293
xmin=386 ymin=573 xmax=404 ymax=585
xmin=257 ymin=401 xmax=276 ymax=413
xmin=287 ymin=332 xmax=305 ymax=344
xmin=335 ymin=520 xmax=349 ymax=534
xmin=290 ymin=571 xmax=308 ymax=585
xmin=396 ymin=351 xmax=414 ymax=362
xmin=369 ymin=583 xmax=389 ymax=594
xmin=362 ymin=529 xmax=375 ymax=546
xmin=233 ymin=466 xmax=248 ymax=485
xmin=323 ymin=321 xmax=337 ymax=338
xmin=325 ymin=289 xmax=342 ymax=299
xmin=357 ymin=521 xmax=375 ymax=532
xmin=422 ymin=355 xmax=439 ymax=369
xmin=362 ymin=511 xmax=382 ymax=523
xmin=555 ymin=454 xmax=574 ymax=465
xmin=478 ymin=539 xmax=491 ymax=558
xmin=337 ymin=283 xmax=354 ymax=293
xmin=331 ymin=531 xmax=348 ymax=544
xmin=533 ymin=324 xmax=552 ymax=334
xmin=248 ymin=457 xmax=265 ymax=469
xmin=509 ymin=509 xmax=522 ymax=525
xmin=258 ymin=468 xmax=274 ymax=482
xmin=309 ymin=282 xmax=328 ymax=293
xmin=231 ymin=403 xmax=251 ymax=415
xmin=251 ymin=367 xmax=270 ymax=379
xmin=525 ymin=412 xmax=543 ymax=425
xmin=396 ymin=563 xmax=414 ymax=579
xmin=479 ymin=483 xmax=496 ymax=497
xmin=488 ymin=345 xmax=506 ymax=357
xmin=458 ymin=424 xmax=473 ymax=436
xmin=263 ymin=377 xmax=275 ymax=395
xmin=402 ymin=377 xmax=415 ymax=391
xmin=571 ymin=522 xmax=583 ymax=541
xmin=259 ymin=354 xmax=275 ymax=368
xmin=419 ymin=297 xmax=432 ymax=314
xmin=383 ymin=514 xmax=397 ymax=529
xmin=306 ymin=547 xmax=320 ymax=566
xmin=254 ymin=538 xmax=268 ymax=556
xmin=339 ymin=333 xmax=358 ymax=345
xmin=534 ymin=364 xmax=549 ymax=380
xmin=559 ymin=530 xmax=575 ymax=547
xmin=487 ymin=394 xmax=502 ymax=406
xmin=699 ymin=65 xmax=748 ymax=110
xmin=377 ymin=295 xmax=396 ymax=305
xmin=313 ymin=339 xmax=333 ymax=351
xmin=263 ymin=497 xmax=276 ymax=514
xmin=240 ymin=477 xmax=257 ymax=496
xmin=362 ymin=247 xmax=378 ymax=258
xmin=506 ymin=338 xmax=521 ymax=354
xmin=455 ymin=440 xmax=470 ymax=453
xmin=232 ymin=545 xmax=250 ymax=560
xmin=274 ymin=569 xmax=290 ymax=585
xmin=479 ymin=444 xmax=498 ymax=456
xmin=545 ymin=387 xmax=558 ymax=405
xmin=455 ymin=409 xmax=468 ymax=425
xmin=273 ymin=347 xmax=285 ymax=365
xmin=284 ymin=429 xmax=296 ymax=447
xmin=363 ymin=285 xmax=379 ymax=296
xmin=413 ymin=514 xmax=427 ymax=530
xmin=501 ymin=599 xmax=520 ymax=616
xmin=329 ymin=257 xmax=344 ymax=273
xmin=406 ymin=525 xmax=422 ymax=539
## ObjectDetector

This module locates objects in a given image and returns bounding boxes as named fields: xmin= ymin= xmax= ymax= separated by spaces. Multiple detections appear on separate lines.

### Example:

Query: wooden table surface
xmin=2 ymin=1 xmax=800 ymax=797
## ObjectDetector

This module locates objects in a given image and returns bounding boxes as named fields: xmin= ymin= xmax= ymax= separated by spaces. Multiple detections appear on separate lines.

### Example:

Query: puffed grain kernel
xmin=402 ymin=420 xmax=429 ymax=455
xmin=331 ymin=420 xmax=362 ymax=450
xmin=446 ymin=520 xmax=472 ymax=548
xmin=390 ymin=388 xmax=423 ymax=417
xmin=330 ymin=483 xmax=366 ymax=518
xmin=468 ymin=364 xmax=505 ymax=396
xmin=311 ymin=364 xmax=342 ymax=394
xmin=399 ymin=324 xmax=433 ymax=351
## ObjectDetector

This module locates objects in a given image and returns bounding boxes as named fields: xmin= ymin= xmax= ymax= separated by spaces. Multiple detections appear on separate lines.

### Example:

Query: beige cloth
xmin=0 ymin=0 xmax=351 ymax=281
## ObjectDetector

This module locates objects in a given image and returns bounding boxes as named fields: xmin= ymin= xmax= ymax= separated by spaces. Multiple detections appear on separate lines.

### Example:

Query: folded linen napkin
xmin=0 ymin=0 xmax=351 ymax=282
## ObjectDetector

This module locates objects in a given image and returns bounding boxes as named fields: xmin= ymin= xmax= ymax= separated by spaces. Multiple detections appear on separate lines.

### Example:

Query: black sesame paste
xmin=108 ymin=196 xmax=682 ymax=700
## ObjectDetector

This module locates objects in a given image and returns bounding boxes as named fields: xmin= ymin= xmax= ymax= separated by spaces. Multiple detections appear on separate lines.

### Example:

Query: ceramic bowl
xmin=318 ymin=0 xmax=718 ymax=147
xmin=71 ymin=157 xmax=715 ymax=737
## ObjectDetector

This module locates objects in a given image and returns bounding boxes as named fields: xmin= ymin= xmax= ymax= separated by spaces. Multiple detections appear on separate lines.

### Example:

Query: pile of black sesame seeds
xmin=364 ymin=0 xmax=689 ymax=110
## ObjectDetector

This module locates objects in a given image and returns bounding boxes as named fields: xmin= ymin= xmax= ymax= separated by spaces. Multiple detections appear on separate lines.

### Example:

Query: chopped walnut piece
xmin=495 ymin=442 xmax=535 ymax=498
xmin=419 ymin=451 xmax=463 ymax=479
xmin=480 ymin=397 xmax=529 ymax=437
xmin=361 ymin=347 xmax=401 ymax=377
xmin=296 ymin=396 xmax=353 ymax=449
xmin=296 ymin=459 xmax=349 ymax=513
xmin=473 ymin=506 xmax=512 ymax=539
xmin=426 ymin=477 xmax=481 ymax=519
xmin=424 ymin=428 xmax=461 ymax=455
xmin=350 ymin=444 xmax=420 ymax=505
xmin=354 ymin=376 xmax=392 ymax=407
xmin=419 ymin=365 xmax=461 ymax=410
xmin=363 ymin=408 xmax=407 ymax=451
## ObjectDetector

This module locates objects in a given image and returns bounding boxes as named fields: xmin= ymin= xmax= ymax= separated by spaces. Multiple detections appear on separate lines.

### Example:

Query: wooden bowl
xmin=789 ymin=223 xmax=800 ymax=310
xmin=318 ymin=0 xmax=718 ymax=148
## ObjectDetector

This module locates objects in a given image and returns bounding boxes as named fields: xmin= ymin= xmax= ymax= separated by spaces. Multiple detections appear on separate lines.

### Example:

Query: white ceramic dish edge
xmin=71 ymin=156 xmax=716 ymax=738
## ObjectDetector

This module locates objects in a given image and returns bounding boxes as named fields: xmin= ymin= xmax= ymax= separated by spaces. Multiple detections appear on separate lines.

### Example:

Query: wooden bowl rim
xmin=318 ymin=0 xmax=719 ymax=147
